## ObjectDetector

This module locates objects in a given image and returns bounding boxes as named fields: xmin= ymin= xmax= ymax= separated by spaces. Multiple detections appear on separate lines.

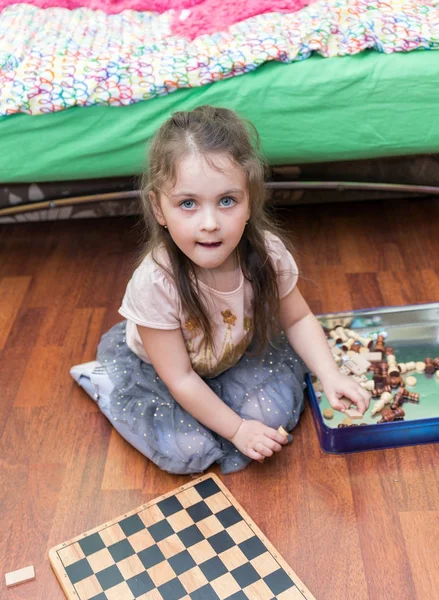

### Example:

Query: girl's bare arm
xmin=137 ymin=325 xmax=242 ymax=439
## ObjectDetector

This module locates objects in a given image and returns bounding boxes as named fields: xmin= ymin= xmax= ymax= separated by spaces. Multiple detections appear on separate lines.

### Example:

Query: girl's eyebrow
xmin=171 ymin=188 xmax=244 ymax=198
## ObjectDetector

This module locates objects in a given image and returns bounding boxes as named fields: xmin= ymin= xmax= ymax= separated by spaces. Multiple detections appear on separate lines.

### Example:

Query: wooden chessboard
xmin=49 ymin=474 xmax=316 ymax=600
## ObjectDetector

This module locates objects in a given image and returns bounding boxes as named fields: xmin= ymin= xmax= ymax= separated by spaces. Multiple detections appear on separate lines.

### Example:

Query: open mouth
xmin=197 ymin=242 xmax=222 ymax=248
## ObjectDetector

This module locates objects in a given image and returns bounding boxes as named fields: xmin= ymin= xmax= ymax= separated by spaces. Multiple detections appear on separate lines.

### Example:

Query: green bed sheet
xmin=1 ymin=49 xmax=439 ymax=183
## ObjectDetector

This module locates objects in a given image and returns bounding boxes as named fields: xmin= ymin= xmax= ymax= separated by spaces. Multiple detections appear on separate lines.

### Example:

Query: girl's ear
xmin=149 ymin=192 xmax=166 ymax=227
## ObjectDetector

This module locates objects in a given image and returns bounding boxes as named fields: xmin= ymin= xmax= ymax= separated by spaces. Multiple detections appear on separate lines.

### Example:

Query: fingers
xmin=247 ymin=448 xmax=266 ymax=462
xmin=265 ymin=426 xmax=289 ymax=445
xmin=335 ymin=385 xmax=371 ymax=415
xmin=347 ymin=386 xmax=371 ymax=414
xmin=327 ymin=394 xmax=349 ymax=413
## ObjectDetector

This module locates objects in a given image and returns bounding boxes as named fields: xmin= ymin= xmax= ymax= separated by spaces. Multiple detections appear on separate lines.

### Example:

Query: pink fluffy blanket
xmin=0 ymin=0 xmax=311 ymax=38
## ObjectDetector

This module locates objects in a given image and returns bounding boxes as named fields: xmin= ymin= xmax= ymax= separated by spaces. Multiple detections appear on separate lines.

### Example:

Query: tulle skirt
xmin=70 ymin=320 xmax=306 ymax=475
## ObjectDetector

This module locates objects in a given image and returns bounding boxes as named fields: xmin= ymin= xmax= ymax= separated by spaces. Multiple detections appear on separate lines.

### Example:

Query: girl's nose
xmin=200 ymin=210 xmax=219 ymax=232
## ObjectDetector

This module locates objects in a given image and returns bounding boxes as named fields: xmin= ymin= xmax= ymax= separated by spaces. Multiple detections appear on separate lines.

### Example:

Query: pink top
xmin=119 ymin=231 xmax=298 ymax=378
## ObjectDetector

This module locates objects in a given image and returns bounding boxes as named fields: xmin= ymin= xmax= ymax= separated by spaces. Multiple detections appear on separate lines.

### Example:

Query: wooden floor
xmin=1 ymin=197 xmax=439 ymax=600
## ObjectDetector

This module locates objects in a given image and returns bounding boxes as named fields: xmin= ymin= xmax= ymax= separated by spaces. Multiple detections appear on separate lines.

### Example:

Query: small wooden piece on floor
xmin=323 ymin=408 xmax=334 ymax=420
xmin=341 ymin=417 xmax=353 ymax=426
xmin=5 ymin=565 xmax=35 ymax=588
xmin=345 ymin=408 xmax=363 ymax=419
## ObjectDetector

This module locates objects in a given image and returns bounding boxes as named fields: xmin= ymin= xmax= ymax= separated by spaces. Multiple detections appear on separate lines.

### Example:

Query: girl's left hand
xmin=321 ymin=371 xmax=371 ymax=414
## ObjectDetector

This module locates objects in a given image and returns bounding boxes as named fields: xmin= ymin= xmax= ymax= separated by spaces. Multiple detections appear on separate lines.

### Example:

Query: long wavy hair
xmin=139 ymin=105 xmax=295 ymax=354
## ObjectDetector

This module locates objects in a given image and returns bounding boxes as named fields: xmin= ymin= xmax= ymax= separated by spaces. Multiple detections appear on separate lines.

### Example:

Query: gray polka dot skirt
xmin=96 ymin=321 xmax=306 ymax=475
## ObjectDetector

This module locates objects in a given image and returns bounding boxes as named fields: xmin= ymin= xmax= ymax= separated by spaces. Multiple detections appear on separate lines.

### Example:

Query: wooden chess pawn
xmin=371 ymin=385 xmax=391 ymax=398
xmin=401 ymin=389 xmax=420 ymax=403
xmin=433 ymin=357 xmax=439 ymax=370
xmin=378 ymin=408 xmax=397 ymax=423
xmin=335 ymin=327 xmax=348 ymax=342
xmin=329 ymin=330 xmax=342 ymax=343
xmin=392 ymin=392 xmax=404 ymax=407
xmin=392 ymin=406 xmax=405 ymax=420
xmin=341 ymin=338 xmax=355 ymax=351
xmin=374 ymin=334 xmax=386 ymax=353
xmin=424 ymin=358 xmax=435 ymax=375
xmin=389 ymin=375 xmax=402 ymax=388
xmin=378 ymin=407 xmax=405 ymax=423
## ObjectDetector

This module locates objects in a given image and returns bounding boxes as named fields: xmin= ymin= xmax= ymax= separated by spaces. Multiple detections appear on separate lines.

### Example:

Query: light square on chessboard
xmin=138 ymin=589 xmax=163 ymax=600
xmin=226 ymin=520 xmax=254 ymax=545
xmin=166 ymin=508 xmax=194 ymax=532
xmin=196 ymin=514 xmax=225 ymax=538
xmin=187 ymin=539 xmax=217 ymax=564
xmin=139 ymin=504 xmax=166 ymax=528
xmin=250 ymin=551 xmax=280 ymax=578
xmin=57 ymin=542 xmax=85 ymax=568
xmin=117 ymin=553 xmax=145 ymax=580
xmin=147 ymin=559 xmax=177 ymax=587
xmin=86 ymin=547 xmax=115 ymax=573
xmin=99 ymin=523 xmax=127 ymax=546
xmin=74 ymin=574 xmax=103 ymax=600
xmin=204 ymin=492 xmax=232 ymax=514
xmin=105 ymin=580 xmax=135 ymax=600
xmin=157 ymin=533 xmax=186 ymax=559
xmin=210 ymin=572 xmax=241 ymax=599
xmin=175 ymin=487 xmax=203 ymax=508
xmin=278 ymin=586 xmax=308 ymax=599
xmin=127 ymin=527 xmax=155 ymax=553
xmin=218 ymin=545 xmax=248 ymax=571
xmin=178 ymin=565 xmax=209 ymax=594
xmin=244 ymin=579 xmax=275 ymax=600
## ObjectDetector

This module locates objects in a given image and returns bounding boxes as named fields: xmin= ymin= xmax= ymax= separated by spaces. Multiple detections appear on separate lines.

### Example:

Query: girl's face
xmin=153 ymin=152 xmax=251 ymax=273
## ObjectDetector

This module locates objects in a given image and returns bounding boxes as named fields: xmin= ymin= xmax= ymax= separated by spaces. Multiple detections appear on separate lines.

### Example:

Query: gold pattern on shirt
xmin=185 ymin=310 xmax=253 ymax=378
xmin=184 ymin=318 xmax=199 ymax=333
xmin=221 ymin=309 xmax=237 ymax=326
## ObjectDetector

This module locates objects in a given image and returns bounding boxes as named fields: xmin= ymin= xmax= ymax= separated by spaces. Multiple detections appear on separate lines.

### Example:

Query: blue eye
xmin=220 ymin=196 xmax=236 ymax=207
xmin=181 ymin=200 xmax=195 ymax=209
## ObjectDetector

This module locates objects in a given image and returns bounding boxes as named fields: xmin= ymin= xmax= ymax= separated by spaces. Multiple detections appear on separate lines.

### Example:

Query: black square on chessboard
xmin=148 ymin=519 xmax=174 ymax=542
xmin=107 ymin=538 xmax=136 ymax=563
xmin=215 ymin=506 xmax=242 ymax=528
xmin=194 ymin=478 xmax=221 ymax=499
xmin=65 ymin=558 xmax=93 ymax=585
xmin=208 ymin=530 xmax=235 ymax=554
xmin=137 ymin=545 xmax=166 ymax=569
xmin=231 ymin=562 xmax=260 ymax=588
xmin=190 ymin=583 xmax=221 ymax=599
xmin=95 ymin=564 xmax=124 ymax=591
xmin=264 ymin=568 xmax=295 ymax=595
xmin=186 ymin=500 xmax=213 ymax=522
xmin=168 ymin=549 xmax=196 ymax=575
xmin=199 ymin=556 xmax=228 ymax=581
xmin=157 ymin=495 xmax=184 ymax=517
xmin=78 ymin=533 xmax=106 ymax=556
xmin=119 ymin=513 xmax=146 ymax=537
xmin=127 ymin=571 xmax=155 ymax=596
xmin=238 ymin=535 xmax=266 ymax=560
xmin=157 ymin=577 xmax=187 ymax=600
xmin=223 ymin=592 xmax=247 ymax=600
xmin=89 ymin=594 xmax=107 ymax=600
xmin=177 ymin=524 xmax=204 ymax=547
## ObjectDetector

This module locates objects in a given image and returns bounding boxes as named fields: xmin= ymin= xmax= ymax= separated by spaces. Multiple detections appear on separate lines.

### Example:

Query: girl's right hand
xmin=229 ymin=419 xmax=288 ymax=462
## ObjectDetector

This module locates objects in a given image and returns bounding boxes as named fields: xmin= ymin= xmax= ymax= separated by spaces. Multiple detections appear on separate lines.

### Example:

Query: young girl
xmin=70 ymin=106 xmax=370 ymax=475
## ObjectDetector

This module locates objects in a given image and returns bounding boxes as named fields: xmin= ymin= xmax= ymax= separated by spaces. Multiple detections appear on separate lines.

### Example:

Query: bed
xmin=1 ymin=0 xmax=439 ymax=220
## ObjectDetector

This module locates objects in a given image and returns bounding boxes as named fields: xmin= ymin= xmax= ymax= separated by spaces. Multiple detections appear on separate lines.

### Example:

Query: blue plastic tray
xmin=308 ymin=303 xmax=439 ymax=453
